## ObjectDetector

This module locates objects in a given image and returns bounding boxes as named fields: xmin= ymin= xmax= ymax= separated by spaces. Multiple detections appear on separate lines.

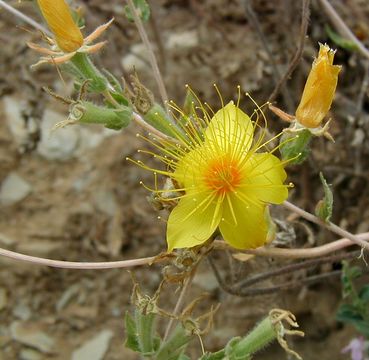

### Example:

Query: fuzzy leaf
xmin=124 ymin=0 xmax=151 ymax=22
xmin=325 ymin=25 xmax=359 ymax=52
xmin=315 ymin=172 xmax=333 ymax=222
xmin=156 ymin=325 xmax=191 ymax=360
xmin=124 ymin=311 xmax=141 ymax=352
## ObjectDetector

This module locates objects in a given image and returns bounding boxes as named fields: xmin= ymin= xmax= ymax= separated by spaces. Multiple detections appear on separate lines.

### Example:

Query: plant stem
xmin=0 ymin=0 xmax=51 ymax=36
xmin=268 ymin=0 xmax=311 ymax=103
xmin=213 ymin=232 xmax=369 ymax=259
xmin=126 ymin=0 xmax=169 ymax=107
xmin=283 ymin=201 xmax=369 ymax=251
xmin=163 ymin=273 xmax=195 ymax=341
xmin=0 ymin=247 xmax=159 ymax=269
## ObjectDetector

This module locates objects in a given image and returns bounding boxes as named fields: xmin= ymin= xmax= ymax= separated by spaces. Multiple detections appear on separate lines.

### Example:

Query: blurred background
xmin=0 ymin=0 xmax=368 ymax=359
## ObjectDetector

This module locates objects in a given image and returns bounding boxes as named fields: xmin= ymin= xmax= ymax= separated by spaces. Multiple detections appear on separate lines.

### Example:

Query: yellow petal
xmin=37 ymin=0 xmax=83 ymax=53
xmin=295 ymin=44 xmax=341 ymax=128
xmin=241 ymin=153 xmax=288 ymax=204
xmin=167 ymin=192 xmax=222 ymax=251
xmin=205 ymin=101 xmax=254 ymax=154
xmin=219 ymin=194 xmax=268 ymax=249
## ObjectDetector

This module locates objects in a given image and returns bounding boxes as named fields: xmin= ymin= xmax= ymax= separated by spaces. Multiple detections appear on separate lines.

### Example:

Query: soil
xmin=0 ymin=0 xmax=369 ymax=359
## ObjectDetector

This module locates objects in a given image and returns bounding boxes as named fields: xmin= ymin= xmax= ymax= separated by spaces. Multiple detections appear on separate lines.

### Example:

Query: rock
xmin=37 ymin=109 xmax=79 ymax=161
xmin=0 ymin=173 xmax=32 ymax=206
xmin=12 ymin=303 xmax=31 ymax=321
xmin=193 ymin=271 xmax=219 ymax=292
xmin=10 ymin=321 xmax=55 ymax=354
xmin=19 ymin=348 xmax=43 ymax=360
xmin=3 ymin=96 xmax=37 ymax=153
xmin=0 ymin=233 xmax=16 ymax=246
xmin=71 ymin=330 xmax=113 ymax=360
xmin=0 ymin=288 xmax=7 ymax=311
xmin=121 ymin=44 xmax=150 ymax=72
xmin=93 ymin=189 xmax=117 ymax=217
xmin=56 ymin=284 xmax=81 ymax=312
xmin=17 ymin=241 xmax=64 ymax=257
xmin=167 ymin=30 xmax=199 ymax=49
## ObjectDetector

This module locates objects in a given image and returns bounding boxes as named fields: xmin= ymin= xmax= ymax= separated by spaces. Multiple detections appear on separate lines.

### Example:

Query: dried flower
xmin=295 ymin=44 xmax=341 ymax=129
xmin=28 ymin=0 xmax=113 ymax=66
xmin=131 ymin=89 xmax=290 ymax=251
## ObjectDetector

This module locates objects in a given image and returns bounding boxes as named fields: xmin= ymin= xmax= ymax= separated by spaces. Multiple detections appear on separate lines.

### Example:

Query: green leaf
xmin=279 ymin=129 xmax=312 ymax=165
xmin=325 ymin=25 xmax=359 ymax=52
xmin=135 ymin=310 xmax=157 ymax=355
xmin=124 ymin=311 xmax=141 ymax=352
xmin=341 ymin=262 xmax=362 ymax=299
xmin=359 ymin=285 xmax=369 ymax=302
xmin=315 ymin=172 xmax=333 ymax=222
xmin=336 ymin=304 xmax=363 ymax=323
xmin=156 ymin=325 xmax=191 ymax=360
xmin=124 ymin=0 xmax=151 ymax=22
xmin=353 ymin=319 xmax=369 ymax=337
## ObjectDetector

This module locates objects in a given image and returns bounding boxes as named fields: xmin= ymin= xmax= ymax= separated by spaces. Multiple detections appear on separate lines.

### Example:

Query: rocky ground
xmin=0 ymin=0 xmax=369 ymax=359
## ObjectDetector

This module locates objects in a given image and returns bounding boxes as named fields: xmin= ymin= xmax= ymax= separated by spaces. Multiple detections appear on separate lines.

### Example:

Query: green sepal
xmin=70 ymin=53 xmax=108 ymax=93
xmin=144 ymin=103 xmax=183 ymax=138
xmin=156 ymin=325 xmax=191 ymax=360
xmin=73 ymin=101 xmax=132 ymax=130
xmin=325 ymin=25 xmax=359 ymax=52
xmin=280 ymin=129 xmax=312 ymax=165
xmin=315 ymin=172 xmax=333 ymax=222
xmin=124 ymin=0 xmax=151 ymax=22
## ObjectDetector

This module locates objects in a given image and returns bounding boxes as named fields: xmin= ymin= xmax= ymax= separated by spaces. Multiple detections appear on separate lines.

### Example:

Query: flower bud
xmin=37 ymin=0 xmax=83 ymax=53
xmin=295 ymin=44 xmax=341 ymax=128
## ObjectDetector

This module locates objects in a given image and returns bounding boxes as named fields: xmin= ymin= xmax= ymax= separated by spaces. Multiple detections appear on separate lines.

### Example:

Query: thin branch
xmin=213 ymin=232 xmax=369 ymax=259
xmin=163 ymin=271 xmax=196 ymax=341
xmin=242 ymin=0 xmax=294 ymax=112
xmin=208 ymin=254 xmax=346 ymax=297
xmin=0 ymin=0 xmax=51 ymax=36
xmin=268 ymin=0 xmax=311 ymax=103
xmin=283 ymin=201 xmax=369 ymax=251
xmin=318 ymin=0 xmax=369 ymax=60
xmin=0 ymin=247 xmax=159 ymax=269
xmin=126 ymin=0 xmax=169 ymax=106
xmin=234 ymin=250 xmax=360 ymax=289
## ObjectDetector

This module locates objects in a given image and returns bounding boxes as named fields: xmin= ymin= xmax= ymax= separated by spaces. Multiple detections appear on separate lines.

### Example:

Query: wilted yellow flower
xmin=28 ymin=0 xmax=113 ymax=66
xmin=131 ymin=90 xmax=290 ymax=251
xmin=295 ymin=44 xmax=341 ymax=128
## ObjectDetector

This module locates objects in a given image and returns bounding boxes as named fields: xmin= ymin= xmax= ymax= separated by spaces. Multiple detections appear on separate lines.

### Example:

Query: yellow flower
xmin=132 ymin=93 xmax=290 ymax=251
xmin=295 ymin=44 xmax=341 ymax=128
xmin=28 ymin=0 xmax=113 ymax=66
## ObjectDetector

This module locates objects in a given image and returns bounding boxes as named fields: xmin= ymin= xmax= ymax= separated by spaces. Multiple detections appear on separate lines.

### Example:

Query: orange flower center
xmin=204 ymin=157 xmax=242 ymax=195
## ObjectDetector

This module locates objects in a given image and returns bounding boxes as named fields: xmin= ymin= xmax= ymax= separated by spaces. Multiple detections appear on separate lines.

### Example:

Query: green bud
xmin=71 ymin=101 xmax=132 ymax=130
xmin=279 ymin=129 xmax=312 ymax=165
